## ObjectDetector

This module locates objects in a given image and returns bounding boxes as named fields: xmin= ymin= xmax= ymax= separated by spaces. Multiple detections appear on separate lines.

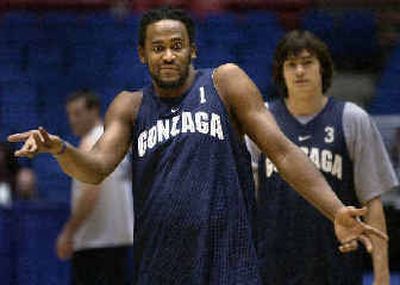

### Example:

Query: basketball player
xmin=56 ymin=91 xmax=133 ymax=284
xmin=9 ymin=7 xmax=387 ymax=284
xmin=248 ymin=30 xmax=398 ymax=285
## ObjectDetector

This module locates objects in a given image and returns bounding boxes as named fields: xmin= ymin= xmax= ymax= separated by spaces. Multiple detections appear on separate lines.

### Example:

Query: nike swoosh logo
xmin=171 ymin=107 xmax=179 ymax=113
xmin=298 ymin=135 xmax=311 ymax=141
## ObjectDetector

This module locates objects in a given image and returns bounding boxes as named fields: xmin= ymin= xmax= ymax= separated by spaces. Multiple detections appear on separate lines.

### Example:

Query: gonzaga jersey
xmin=132 ymin=69 xmax=261 ymax=284
xmin=257 ymin=97 xmax=363 ymax=285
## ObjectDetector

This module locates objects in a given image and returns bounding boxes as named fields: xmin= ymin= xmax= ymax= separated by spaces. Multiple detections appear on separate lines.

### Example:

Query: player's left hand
xmin=334 ymin=206 xmax=388 ymax=253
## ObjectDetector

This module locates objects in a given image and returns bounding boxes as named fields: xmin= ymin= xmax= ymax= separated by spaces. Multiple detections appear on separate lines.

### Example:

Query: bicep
xmin=90 ymin=91 xmax=139 ymax=175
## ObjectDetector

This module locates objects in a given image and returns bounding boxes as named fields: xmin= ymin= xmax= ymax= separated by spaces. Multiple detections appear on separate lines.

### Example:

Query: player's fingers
xmin=27 ymin=141 xmax=38 ymax=153
xmin=32 ymin=130 xmax=45 ymax=144
xmin=338 ymin=240 xmax=358 ymax=253
xmin=360 ymin=222 xmax=388 ymax=241
xmin=358 ymin=234 xmax=373 ymax=253
xmin=7 ymin=131 xmax=33 ymax=142
xmin=15 ymin=137 xmax=38 ymax=158
xmin=15 ymin=146 xmax=36 ymax=158
xmin=346 ymin=206 xmax=367 ymax=218
xmin=39 ymin=126 xmax=51 ymax=142
xmin=32 ymin=131 xmax=45 ymax=150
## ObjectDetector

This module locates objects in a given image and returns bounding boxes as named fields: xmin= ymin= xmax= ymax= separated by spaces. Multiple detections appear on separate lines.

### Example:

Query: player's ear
xmin=138 ymin=46 xmax=146 ymax=64
xmin=190 ymin=43 xmax=197 ymax=59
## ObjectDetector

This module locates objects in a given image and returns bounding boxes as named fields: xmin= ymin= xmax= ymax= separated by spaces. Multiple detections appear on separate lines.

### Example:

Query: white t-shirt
xmin=72 ymin=124 xmax=134 ymax=251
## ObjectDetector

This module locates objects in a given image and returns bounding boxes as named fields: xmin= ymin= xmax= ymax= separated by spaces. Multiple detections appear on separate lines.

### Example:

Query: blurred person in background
xmin=0 ymin=142 xmax=37 ymax=204
xmin=248 ymin=30 xmax=398 ymax=285
xmin=56 ymin=90 xmax=134 ymax=285
xmin=15 ymin=167 xmax=37 ymax=200
xmin=0 ymin=142 xmax=18 ymax=205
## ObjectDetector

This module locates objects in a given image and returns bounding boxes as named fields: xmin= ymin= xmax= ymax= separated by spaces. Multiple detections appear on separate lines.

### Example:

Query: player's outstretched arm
xmin=213 ymin=63 xmax=387 ymax=249
xmin=8 ymin=91 xmax=141 ymax=184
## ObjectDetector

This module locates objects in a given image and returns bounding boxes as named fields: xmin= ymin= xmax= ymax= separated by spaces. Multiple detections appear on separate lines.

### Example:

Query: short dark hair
xmin=272 ymin=30 xmax=334 ymax=97
xmin=138 ymin=6 xmax=195 ymax=47
xmin=66 ymin=89 xmax=100 ymax=110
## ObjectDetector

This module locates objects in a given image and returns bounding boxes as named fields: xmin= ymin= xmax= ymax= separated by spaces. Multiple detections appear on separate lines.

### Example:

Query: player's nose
xmin=295 ymin=64 xmax=305 ymax=75
xmin=162 ymin=48 xmax=175 ymax=63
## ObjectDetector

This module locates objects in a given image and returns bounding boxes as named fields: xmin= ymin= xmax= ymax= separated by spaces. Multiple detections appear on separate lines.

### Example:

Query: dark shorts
xmin=71 ymin=245 xmax=133 ymax=285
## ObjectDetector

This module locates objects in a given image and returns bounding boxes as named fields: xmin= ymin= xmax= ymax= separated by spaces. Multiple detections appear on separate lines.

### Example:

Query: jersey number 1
xmin=199 ymin=86 xmax=206 ymax=104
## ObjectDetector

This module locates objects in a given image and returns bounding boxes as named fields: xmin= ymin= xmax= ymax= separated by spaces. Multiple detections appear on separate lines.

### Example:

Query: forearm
xmin=365 ymin=197 xmax=389 ymax=283
xmin=63 ymin=185 xmax=100 ymax=235
xmin=274 ymin=143 xmax=344 ymax=221
xmin=54 ymin=142 xmax=109 ymax=184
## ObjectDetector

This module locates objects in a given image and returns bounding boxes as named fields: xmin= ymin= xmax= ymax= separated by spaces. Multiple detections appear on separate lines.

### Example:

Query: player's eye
xmin=172 ymin=42 xmax=183 ymax=51
xmin=152 ymin=46 xmax=164 ymax=53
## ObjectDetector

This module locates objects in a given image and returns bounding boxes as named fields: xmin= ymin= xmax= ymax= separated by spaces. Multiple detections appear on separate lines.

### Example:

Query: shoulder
xmin=113 ymin=90 xmax=143 ymax=110
xmin=343 ymin=101 xmax=370 ymax=123
xmin=213 ymin=63 xmax=247 ymax=84
xmin=342 ymin=101 xmax=374 ymax=133
xmin=106 ymin=90 xmax=144 ymax=124
xmin=342 ymin=101 xmax=379 ymax=142
xmin=212 ymin=63 xmax=260 ymax=107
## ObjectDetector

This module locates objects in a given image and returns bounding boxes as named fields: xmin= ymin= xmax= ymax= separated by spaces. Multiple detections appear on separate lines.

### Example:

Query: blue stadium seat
xmin=27 ymin=43 xmax=64 ymax=73
xmin=0 ymin=44 xmax=25 ymax=74
xmin=2 ymin=11 xmax=45 ymax=44
xmin=383 ymin=44 xmax=400 ymax=72
xmin=336 ymin=10 xmax=379 ymax=63
xmin=195 ymin=45 xmax=236 ymax=68
xmin=368 ymin=88 xmax=400 ymax=115
xmin=32 ymin=156 xmax=71 ymax=202
xmin=0 ymin=208 xmax=13 ymax=285
xmin=13 ymin=202 xmax=70 ymax=285
xmin=110 ymin=44 xmax=141 ymax=72
xmin=240 ymin=59 xmax=272 ymax=97
xmin=197 ymin=12 xmax=240 ymax=45
xmin=0 ymin=81 xmax=37 ymax=104
xmin=241 ymin=11 xmax=284 ymax=45
xmin=368 ymin=42 xmax=400 ymax=114
xmin=301 ymin=9 xmax=340 ymax=57
xmin=109 ymin=63 xmax=149 ymax=90
xmin=42 ymin=12 xmax=79 ymax=45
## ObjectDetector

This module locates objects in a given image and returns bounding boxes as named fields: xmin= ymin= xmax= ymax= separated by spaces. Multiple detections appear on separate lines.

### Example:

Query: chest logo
xmin=298 ymin=135 xmax=312 ymax=142
xmin=171 ymin=106 xmax=180 ymax=113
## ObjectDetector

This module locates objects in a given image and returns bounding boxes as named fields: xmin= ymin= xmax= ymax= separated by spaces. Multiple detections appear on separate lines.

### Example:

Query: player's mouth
xmin=160 ymin=65 xmax=179 ymax=72
xmin=295 ymin=79 xmax=309 ymax=84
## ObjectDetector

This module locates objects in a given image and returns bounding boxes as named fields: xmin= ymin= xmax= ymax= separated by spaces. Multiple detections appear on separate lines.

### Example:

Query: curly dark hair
xmin=138 ymin=6 xmax=195 ymax=47
xmin=272 ymin=30 xmax=334 ymax=97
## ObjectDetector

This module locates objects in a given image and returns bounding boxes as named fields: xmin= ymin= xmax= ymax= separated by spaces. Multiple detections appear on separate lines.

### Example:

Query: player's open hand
xmin=334 ymin=206 xmax=388 ymax=253
xmin=7 ymin=127 xmax=64 ymax=158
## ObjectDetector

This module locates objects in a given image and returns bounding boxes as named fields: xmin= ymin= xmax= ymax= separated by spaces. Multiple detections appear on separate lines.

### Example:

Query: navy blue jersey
xmin=131 ymin=69 xmax=261 ymax=284
xmin=257 ymin=97 xmax=364 ymax=285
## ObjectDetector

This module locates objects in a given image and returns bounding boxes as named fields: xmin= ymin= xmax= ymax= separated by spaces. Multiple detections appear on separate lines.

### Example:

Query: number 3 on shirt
xmin=324 ymin=126 xmax=334 ymax=143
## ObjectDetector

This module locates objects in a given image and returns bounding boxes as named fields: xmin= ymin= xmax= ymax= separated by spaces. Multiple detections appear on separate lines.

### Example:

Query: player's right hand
xmin=7 ymin=127 xmax=64 ymax=158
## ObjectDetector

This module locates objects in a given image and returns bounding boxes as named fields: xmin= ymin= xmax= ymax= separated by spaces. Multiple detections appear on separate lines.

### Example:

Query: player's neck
xmin=285 ymin=92 xmax=328 ymax=116
xmin=154 ymin=66 xmax=196 ymax=99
